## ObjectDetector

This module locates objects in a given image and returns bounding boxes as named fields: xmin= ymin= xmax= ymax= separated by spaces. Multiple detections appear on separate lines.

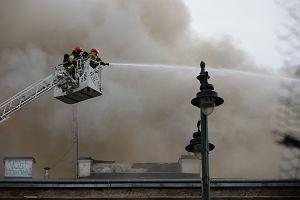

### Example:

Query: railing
xmin=0 ymin=57 xmax=107 ymax=124
xmin=0 ymin=60 xmax=70 ymax=124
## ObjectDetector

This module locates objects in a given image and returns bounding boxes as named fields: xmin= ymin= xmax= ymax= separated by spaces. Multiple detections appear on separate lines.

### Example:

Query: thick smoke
xmin=0 ymin=0 xmax=286 ymax=178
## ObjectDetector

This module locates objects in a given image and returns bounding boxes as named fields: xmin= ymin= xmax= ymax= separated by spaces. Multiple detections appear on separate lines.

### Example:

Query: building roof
xmin=1 ymin=179 xmax=299 ymax=199
xmin=0 ymin=179 xmax=299 ymax=188
xmin=87 ymin=173 xmax=199 ymax=179
xmin=90 ymin=162 xmax=183 ymax=178
xmin=131 ymin=163 xmax=180 ymax=173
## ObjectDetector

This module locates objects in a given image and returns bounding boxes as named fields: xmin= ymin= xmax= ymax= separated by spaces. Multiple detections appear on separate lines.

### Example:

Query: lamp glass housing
xmin=200 ymin=97 xmax=215 ymax=116
xmin=193 ymin=144 xmax=202 ymax=159
xmin=202 ymin=106 xmax=215 ymax=116
xmin=193 ymin=143 xmax=201 ymax=152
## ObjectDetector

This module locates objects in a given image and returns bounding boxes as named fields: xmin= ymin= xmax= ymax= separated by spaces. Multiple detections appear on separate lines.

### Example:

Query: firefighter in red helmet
xmin=90 ymin=48 xmax=99 ymax=55
xmin=63 ymin=45 xmax=84 ymax=78
xmin=89 ymin=48 xmax=109 ymax=68
xmin=73 ymin=45 xmax=83 ymax=57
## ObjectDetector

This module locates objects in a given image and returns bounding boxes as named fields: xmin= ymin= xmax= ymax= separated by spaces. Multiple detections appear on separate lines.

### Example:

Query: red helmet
xmin=90 ymin=48 xmax=99 ymax=55
xmin=73 ymin=45 xmax=83 ymax=53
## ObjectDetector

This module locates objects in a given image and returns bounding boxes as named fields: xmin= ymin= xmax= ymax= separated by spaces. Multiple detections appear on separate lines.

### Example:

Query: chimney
xmin=43 ymin=167 xmax=50 ymax=179
xmin=78 ymin=157 xmax=93 ymax=178
xmin=178 ymin=155 xmax=201 ymax=175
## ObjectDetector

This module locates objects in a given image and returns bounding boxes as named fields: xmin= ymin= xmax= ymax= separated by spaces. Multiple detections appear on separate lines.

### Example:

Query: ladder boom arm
xmin=0 ymin=58 xmax=103 ymax=124
xmin=0 ymin=73 xmax=64 ymax=124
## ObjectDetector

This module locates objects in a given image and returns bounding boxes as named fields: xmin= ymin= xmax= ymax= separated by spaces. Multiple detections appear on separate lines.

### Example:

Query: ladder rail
xmin=0 ymin=63 xmax=66 ymax=108
xmin=0 ymin=79 xmax=45 ymax=107
xmin=0 ymin=73 xmax=65 ymax=124
xmin=0 ymin=58 xmax=106 ymax=124
xmin=2 ymin=84 xmax=53 ymax=120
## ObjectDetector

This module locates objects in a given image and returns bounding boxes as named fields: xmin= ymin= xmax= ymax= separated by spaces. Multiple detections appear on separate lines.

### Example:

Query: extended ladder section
xmin=0 ymin=57 xmax=107 ymax=124
xmin=0 ymin=71 xmax=65 ymax=124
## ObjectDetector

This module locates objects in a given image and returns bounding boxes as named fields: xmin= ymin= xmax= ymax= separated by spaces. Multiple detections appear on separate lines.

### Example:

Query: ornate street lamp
xmin=185 ymin=120 xmax=215 ymax=159
xmin=186 ymin=61 xmax=224 ymax=200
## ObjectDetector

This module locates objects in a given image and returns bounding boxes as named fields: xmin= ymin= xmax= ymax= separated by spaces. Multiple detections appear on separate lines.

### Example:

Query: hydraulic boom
xmin=0 ymin=56 xmax=108 ymax=124
xmin=0 ymin=65 xmax=66 ymax=124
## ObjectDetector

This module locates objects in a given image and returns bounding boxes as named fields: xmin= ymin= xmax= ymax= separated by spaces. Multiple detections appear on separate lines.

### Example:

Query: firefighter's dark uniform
xmin=89 ymin=52 xmax=102 ymax=68
xmin=67 ymin=51 xmax=81 ymax=78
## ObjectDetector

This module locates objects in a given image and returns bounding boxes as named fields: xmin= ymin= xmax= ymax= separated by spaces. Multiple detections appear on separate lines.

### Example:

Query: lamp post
xmin=185 ymin=120 xmax=215 ymax=159
xmin=186 ymin=61 xmax=224 ymax=200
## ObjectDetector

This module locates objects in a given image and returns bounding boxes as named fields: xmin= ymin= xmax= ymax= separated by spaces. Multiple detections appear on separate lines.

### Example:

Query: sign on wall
xmin=4 ymin=157 xmax=35 ymax=178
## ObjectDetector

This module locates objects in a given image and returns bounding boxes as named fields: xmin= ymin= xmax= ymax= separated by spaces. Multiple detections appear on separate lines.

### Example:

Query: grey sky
xmin=184 ymin=0 xmax=288 ymax=69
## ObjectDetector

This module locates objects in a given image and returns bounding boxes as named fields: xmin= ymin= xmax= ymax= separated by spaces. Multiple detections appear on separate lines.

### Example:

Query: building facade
xmin=1 ymin=156 xmax=300 ymax=199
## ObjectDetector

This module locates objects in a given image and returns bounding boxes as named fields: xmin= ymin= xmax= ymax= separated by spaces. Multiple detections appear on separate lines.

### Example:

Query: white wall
xmin=179 ymin=156 xmax=201 ymax=175
xmin=78 ymin=159 xmax=92 ymax=177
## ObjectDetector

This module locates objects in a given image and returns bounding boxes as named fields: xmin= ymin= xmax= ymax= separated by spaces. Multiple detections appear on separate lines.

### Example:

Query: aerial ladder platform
xmin=0 ymin=58 xmax=108 ymax=124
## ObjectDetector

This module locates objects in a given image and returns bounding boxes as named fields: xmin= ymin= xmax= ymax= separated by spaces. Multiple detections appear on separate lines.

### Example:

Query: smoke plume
xmin=0 ymin=0 xmax=287 ymax=178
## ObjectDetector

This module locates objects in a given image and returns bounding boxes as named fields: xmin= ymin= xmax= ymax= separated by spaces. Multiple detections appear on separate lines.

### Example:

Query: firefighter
xmin=67 ymin=45 xmax=83 ymax=78
xmin=89 ymin=48 xmax=109 ymax=68
xmin=72 ymin=45 xmax=83 ymax=59
xmin=89 ymin=48 xmax=100 ymax=68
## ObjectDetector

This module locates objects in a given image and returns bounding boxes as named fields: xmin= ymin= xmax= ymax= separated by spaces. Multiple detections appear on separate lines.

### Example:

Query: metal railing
xmin=0 ymin=57 xmax=107 ymax=124
xmin=0 ymin=74 xmax=61 ymax=123
xmin=0 ymin=61 xmax=69 ymax=124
